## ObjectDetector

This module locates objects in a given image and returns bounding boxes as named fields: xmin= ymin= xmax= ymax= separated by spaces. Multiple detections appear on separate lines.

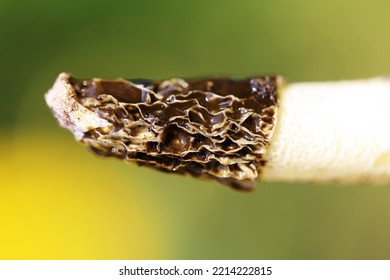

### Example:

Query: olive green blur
xmin=1 ymin=0 xmax=390 ymax=259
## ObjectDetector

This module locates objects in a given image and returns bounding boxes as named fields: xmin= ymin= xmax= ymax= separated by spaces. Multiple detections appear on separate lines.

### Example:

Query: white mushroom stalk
xmin=263 ymin=77 xmax=390 ymax=185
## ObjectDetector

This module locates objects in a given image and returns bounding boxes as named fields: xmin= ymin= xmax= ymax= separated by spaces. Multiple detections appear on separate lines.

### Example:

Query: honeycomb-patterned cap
xmin=45 ymin=73 xmax=282 ymax=191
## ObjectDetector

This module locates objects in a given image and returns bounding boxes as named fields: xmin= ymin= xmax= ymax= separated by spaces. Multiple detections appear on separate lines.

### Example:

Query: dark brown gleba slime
xmin=45 ymin=73 xmax=281 ymax=191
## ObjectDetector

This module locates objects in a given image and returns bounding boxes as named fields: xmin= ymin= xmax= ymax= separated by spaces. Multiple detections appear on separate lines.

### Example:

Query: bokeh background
xmin=1 ymin=0 xmax=390 ymax=259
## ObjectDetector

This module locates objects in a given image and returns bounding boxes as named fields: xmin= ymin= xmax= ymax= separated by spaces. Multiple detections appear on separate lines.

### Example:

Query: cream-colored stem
xmin=263 ymin=77 xmax=390 ymax=184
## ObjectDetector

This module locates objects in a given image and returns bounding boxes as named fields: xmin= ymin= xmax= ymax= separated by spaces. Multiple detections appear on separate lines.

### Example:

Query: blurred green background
xmin=1 ymin=0 xmax=390 ymax=259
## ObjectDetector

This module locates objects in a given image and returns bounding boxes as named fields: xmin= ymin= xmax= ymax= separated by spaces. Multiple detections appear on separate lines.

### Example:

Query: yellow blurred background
xmin=1 ymin=0 xmax=390 ymax=259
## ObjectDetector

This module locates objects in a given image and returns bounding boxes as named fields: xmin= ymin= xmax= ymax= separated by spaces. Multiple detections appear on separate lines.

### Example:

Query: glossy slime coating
xmin=47 ymin=74 xmax=280 ymax=190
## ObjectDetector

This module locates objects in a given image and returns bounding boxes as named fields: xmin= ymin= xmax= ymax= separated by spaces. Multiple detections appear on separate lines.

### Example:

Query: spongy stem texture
xmin=263 ymin=77 xmax=390 ymax=185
